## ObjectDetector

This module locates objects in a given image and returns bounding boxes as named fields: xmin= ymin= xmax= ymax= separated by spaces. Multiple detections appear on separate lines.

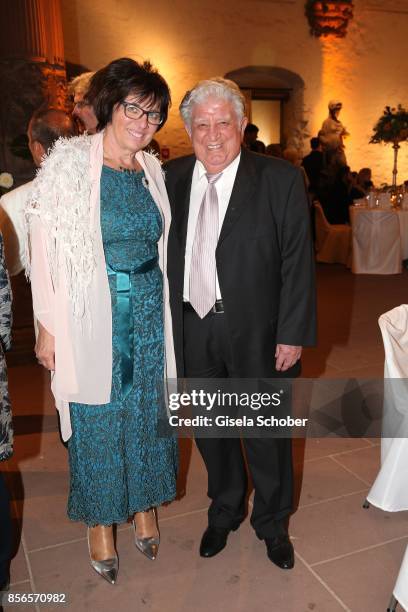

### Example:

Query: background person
xmin=318 ymin=164 xmax=362 ymax=224
xmin=0 ymin=108 xmax=77 ymax=277
xmin=68 ymin=71 xmax=97 ymax=134
xmin=302 ymin=136 xmax=324 ymax=198
xmin=357 ymin=167 xmax=374 ymax=194
xmin=243 ymin=122 xmax=265 ymax=153
xmin=0 ymin=234 xmax=13 ymax=592
xmin=26 ymin=58 xmax=177 ymax=585
xmin=283 ymin=147 xmax=310 ymax=195
xmin=265 ymin=143 xmax=283 ymax=158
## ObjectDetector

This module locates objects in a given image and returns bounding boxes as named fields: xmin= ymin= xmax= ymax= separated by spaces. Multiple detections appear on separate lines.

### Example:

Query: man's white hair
xmin=179 ymin=77 xmax=246 ymax=131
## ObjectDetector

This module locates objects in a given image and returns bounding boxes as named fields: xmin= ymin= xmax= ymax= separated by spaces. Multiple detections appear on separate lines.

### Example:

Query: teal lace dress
xmin=67 ymin=166 xmax=177 ymax=526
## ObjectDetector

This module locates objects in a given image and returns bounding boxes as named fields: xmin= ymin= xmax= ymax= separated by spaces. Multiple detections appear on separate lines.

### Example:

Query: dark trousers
xmin=0 ymin=471 xmax=12 ymax=588
xmin=183 ymin=308 xmax=293 ymax=539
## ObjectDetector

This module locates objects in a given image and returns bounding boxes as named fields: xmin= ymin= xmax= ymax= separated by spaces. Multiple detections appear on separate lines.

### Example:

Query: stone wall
xmin=60 ymin=0 xmax=408 ymax=185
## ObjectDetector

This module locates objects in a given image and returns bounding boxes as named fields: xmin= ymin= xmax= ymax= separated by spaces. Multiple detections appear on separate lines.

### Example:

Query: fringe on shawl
xmin=24 ymin=135 xmax=96 ymax=320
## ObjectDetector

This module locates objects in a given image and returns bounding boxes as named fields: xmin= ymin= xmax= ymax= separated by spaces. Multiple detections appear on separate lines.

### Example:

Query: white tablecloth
xmin=350 ymin=206 xmax=403 ymax=274
xmin=398 ymin=210 xmax=408 ymax=259
xmin=394 ymin=545 xmax=408 ymax=611
xmin=352 ymin=204 xmax=408 ymax=259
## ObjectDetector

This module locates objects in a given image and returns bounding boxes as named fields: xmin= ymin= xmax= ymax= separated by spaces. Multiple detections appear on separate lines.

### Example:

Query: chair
xmin=391 ymin=545 xmax=408 ymax=611
xmin=314 ymin=202 xmax=351 ymax=265
xmin=365 ymin=305 xmax=408 ymax=611
xmin=351 ymin=208 xmax=402 ymax=274
xmin=367 ymin=305 xmax=408 ymax=512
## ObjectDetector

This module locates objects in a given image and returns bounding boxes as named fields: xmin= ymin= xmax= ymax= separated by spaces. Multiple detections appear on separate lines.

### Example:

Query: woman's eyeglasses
xmin=121 ymin=101 xmax=162 ymax=126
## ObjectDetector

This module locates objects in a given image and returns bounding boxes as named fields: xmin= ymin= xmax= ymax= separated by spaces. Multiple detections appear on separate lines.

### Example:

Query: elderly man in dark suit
xmin=165 ymin=77 xmax=316 ymax=569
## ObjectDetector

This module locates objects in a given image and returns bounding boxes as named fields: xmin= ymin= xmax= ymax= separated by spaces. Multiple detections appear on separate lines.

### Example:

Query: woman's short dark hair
xmin=86 ymin=57 xmax=171 ymax=131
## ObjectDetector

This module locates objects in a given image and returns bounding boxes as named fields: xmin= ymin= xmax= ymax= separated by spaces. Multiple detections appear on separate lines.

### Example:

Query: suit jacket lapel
xmin=173 ymin=158 xmax=195 ymax=250
xmin=218 ymin=148 xmax=257 ymax=246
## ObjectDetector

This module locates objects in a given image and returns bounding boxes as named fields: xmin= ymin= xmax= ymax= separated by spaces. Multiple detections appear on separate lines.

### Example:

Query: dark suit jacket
xmin=301 ymin=150 xmax=324 ymax=192
xmin=165 ymin=148 xmax=317 ymax=378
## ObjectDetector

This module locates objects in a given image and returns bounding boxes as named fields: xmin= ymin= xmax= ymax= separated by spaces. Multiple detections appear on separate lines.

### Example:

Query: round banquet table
xmin=350 ymin=204 xmax=408 ymax=274
xmin=351 ymin=199 xmax=408 ymax=259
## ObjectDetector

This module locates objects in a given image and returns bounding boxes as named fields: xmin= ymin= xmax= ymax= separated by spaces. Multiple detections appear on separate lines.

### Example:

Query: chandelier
xmin=305 ymin=0 xmax=354 ymax=38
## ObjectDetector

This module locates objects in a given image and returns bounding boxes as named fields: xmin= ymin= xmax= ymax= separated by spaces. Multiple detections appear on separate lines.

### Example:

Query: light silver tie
xmin=189 ymin=172 xmax=222 ymax=318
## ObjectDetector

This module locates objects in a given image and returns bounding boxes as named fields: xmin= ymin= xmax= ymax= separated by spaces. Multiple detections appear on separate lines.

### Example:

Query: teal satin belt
xmin=106 ymin=256 xmax=159 ymax=399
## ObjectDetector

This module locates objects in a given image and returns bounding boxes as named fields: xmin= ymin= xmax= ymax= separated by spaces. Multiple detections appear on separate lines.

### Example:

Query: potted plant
xmin=370 ymin=105 xmax=408 ymax=189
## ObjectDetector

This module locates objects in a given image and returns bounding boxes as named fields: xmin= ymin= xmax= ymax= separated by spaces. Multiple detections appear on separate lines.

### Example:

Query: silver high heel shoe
xmin=133 ymin=508 xmax=160 ymax=561
xmin=87 ymin=527 xmax=119 ymax=584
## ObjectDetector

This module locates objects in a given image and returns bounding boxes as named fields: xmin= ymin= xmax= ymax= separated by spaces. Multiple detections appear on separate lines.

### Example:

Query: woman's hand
xmin=35 ymin=321 xmax=55 ymax=370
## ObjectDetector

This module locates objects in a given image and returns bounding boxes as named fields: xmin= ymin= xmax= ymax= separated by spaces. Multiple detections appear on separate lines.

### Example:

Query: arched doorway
xmin=225 ymin=66 xmax=308 ymax=153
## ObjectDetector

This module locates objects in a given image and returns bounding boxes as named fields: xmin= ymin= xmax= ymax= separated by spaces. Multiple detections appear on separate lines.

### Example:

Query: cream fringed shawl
xmin=25 ymin=134 xmax=95 ymax=321
xmin=24 ymin=131 xmax=176 ymax=441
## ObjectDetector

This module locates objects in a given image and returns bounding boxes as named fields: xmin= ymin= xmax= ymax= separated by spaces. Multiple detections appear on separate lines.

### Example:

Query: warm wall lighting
xmin=305 ymin=0 xmax=354 ymax=38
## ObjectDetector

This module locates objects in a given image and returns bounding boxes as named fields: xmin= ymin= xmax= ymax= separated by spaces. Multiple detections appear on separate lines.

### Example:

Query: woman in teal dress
xmin=68 ymin=164 xmax=176 ymax=526
xmin=30 ymin=58 xmax=177 ymax=585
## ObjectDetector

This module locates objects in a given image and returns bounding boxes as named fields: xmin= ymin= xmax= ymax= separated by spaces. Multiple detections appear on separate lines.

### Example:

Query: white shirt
xmin=0 ymin=181 xmax=33 ymax=276
xmin=183 ymin=153 xmax=241 ymax=301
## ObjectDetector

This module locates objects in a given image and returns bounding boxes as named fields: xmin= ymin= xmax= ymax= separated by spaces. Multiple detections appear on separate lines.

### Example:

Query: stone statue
xmin=319 ymin=100 xmax=349 ymax=167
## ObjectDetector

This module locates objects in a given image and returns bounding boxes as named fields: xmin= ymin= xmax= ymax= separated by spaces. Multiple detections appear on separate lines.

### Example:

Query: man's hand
xmin=275 ymin=344 xmax=302 ymax=372
xmin=35 ymin=321 xmax=55 ymax=371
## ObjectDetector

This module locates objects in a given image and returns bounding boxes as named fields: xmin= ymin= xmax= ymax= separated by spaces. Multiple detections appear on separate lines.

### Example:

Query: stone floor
xmin=2 ymin=264 xmax=408 ymax=612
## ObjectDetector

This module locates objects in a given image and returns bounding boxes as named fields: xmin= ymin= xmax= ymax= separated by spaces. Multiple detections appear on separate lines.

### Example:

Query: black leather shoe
xmin=199 ymin=526 xmax=230 ymax=558
xmin=265 ymin=534 xmax=294 ymax=569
